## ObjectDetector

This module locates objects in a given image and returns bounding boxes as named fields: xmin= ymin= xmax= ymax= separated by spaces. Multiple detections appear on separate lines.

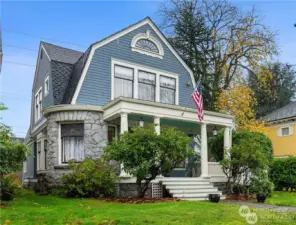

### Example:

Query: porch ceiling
xmin=103 ymin=97 xmax=233 ymax=127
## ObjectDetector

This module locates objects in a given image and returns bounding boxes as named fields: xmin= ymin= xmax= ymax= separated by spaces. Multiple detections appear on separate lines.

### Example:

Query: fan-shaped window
xmin=135 ymin=39 xmax=159 ymax=54
xmin=131 ymin=32 xmax=164 ymax=59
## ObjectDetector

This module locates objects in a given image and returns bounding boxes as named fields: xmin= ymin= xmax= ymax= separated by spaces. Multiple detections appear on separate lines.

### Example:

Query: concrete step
xmin=173 ymin=191 xmax=222 ymax=198
xmin=166 ymin=185 xmax=214 ymax=190
xmin=159 ymin=177 xmax=209 ymax=182
xmin=162 ymin=181 xmax=211 ymax=186
xmin=169 ymin=188 xmax=219 ymax=194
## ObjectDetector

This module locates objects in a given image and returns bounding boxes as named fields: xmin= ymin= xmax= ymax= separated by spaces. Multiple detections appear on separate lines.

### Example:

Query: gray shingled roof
xmin=263 ymin=101 xmax=296 ymax=122
xmin=41 ymin=42 xmax=84 ymax=64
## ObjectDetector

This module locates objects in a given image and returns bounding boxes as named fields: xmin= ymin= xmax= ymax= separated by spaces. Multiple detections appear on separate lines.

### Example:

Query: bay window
xmin=114 ymin=65 xmax=134 ymax=99
xmin=138 ymin=70 xmax=156 ymax=101
xmin=160 ymin=75 xmax=176 ymax=105
xmin=61 ymin=123 xmax=84 ymax=163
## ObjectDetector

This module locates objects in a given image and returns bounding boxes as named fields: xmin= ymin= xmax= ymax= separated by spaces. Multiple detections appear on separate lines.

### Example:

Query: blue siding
xmin=32 ymin=50 xmax=52 ymax=130
xmin=77 ymin=24 xmax=195 ymax=109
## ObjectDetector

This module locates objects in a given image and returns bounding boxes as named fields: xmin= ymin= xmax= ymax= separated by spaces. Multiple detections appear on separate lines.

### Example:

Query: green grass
xmin=266 ymin=191 xmax=296 ymax=207
xmin=0 ymin=191 xmax=295 ymax=225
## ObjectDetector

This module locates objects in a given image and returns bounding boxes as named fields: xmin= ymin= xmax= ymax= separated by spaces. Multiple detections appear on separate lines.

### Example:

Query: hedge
xmin=269 ymin=157 xmax=296 ymax=191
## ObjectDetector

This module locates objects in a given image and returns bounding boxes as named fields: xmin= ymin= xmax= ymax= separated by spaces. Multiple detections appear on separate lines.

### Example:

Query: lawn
xmin=0 ymin=191 xmax=295 ymax=225
xmin=266 ymin=191 xmax=296 ymax=207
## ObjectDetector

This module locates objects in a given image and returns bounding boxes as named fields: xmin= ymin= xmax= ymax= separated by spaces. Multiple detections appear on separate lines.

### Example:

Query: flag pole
xmin=181 ymin=80 xmax=200 ymax=116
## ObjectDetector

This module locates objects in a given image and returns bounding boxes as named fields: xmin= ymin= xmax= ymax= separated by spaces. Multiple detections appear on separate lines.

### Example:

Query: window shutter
xmin=289 ymin=126 xmax=294 ymax=136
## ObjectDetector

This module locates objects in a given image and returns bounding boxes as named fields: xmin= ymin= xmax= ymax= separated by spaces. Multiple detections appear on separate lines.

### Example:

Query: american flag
xmin=191 ymin=82 xmax=204 ymax=121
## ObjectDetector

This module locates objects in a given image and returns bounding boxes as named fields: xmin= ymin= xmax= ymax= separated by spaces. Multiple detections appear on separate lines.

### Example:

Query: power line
xmin=3 ymin=44 xmax=38 ymax=52
xmin=3 ymin=61 xmax=35 ymax=67
xmin=3 ymin=28 xmax=88 ymax=48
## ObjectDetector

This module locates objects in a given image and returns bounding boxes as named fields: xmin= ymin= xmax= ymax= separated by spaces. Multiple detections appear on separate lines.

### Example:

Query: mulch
xmin=103 ymin=197 xmax=180 ymax=204
xmin=225 ymin=194 xmax=256 ymax=201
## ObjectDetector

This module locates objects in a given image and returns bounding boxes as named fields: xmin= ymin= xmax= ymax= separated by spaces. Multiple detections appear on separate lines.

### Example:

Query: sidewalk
xmin=222 ymin=200 xmax=296 ymax=213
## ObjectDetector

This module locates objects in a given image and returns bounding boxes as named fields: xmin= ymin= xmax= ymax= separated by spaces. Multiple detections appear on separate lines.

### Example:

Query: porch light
xmin=139 ymin=117 xmax=144 ymax=127
xmin=212 ymin=126 xmax=218 ymax=136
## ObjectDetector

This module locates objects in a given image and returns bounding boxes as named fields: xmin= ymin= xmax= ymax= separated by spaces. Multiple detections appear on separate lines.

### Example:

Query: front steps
xmin=160 ymin=177 xmax=224 ymax=201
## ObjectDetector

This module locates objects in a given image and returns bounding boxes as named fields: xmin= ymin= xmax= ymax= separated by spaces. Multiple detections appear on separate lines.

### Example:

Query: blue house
xmin=23 ymin=17 xmax=233 ymax=200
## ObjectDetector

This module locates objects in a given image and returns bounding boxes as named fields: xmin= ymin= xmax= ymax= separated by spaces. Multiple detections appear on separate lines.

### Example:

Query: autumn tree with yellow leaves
xmin=216 ymin=84 xmax=267 ymax=132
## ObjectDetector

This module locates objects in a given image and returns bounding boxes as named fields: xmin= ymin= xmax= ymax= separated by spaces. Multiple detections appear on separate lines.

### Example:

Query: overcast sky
xmin=0 ymin=0 xmax=295 ymax=137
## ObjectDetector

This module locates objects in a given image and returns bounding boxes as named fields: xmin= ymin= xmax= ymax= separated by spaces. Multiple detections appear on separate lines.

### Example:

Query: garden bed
xmin=226 ymin=194 xmax=256 ymax=201
xmin=103 ymin=197 xmax=180 ymax=204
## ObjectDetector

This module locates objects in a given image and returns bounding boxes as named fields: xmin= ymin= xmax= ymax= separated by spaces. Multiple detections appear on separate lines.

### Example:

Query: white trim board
xmin=71 ymin=18 xmax=195 ymax=104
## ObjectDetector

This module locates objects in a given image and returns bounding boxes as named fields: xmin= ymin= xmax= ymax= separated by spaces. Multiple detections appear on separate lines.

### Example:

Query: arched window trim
xmin=131 ymin=31 xmax=164 ymax=59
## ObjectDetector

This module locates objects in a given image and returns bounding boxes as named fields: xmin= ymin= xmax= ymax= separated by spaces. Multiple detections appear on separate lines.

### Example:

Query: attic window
xmin=131 ymin=31 xmax=164 ymax=59
xmin=135 ymin=39 xmax=159 ymax=54
xmin=40 ymin=50 xmax=43 ymax=59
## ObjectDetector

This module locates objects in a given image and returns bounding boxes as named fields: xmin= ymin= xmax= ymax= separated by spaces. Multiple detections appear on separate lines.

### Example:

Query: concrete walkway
xmin=222 ymin=200 xmax=296 ymax=213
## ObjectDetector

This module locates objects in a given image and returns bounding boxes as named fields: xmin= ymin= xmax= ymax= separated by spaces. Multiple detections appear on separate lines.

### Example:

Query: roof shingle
xmin=263 ymin=101 xmax=296 ymax=122
xmin=41 ymin=42 xmax=84 ymax=64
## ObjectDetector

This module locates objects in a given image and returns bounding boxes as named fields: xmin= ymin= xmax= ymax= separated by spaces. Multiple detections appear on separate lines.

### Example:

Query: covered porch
xmin=103 ymin=97 xmax=233 ymax=181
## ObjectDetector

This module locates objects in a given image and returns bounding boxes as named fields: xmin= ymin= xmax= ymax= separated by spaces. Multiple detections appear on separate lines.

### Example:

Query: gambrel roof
xmin=37 ymin=17 xmax=194 ymax=105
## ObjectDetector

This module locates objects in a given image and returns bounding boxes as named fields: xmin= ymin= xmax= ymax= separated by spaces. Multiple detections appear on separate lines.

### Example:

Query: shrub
xmin=269 ymin=157 xmax=296 ymax=191
xmin=249 ymin=170 xmax=274 ymax=197
xmin=220 ymin=137 xmax=270 ymax=194
xmin=60 ymin=158 xmax=118 ymax=198
xmin=0 ymin=175 xmax=20 ymax=201
xmin=104 ymin=126 xmax=193 ymax=197
xmin=209 ymin=130 xmax=273 ymax=163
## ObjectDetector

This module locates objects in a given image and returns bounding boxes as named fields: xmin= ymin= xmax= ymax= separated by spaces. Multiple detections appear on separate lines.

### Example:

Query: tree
xmin=248 ymin=62 xmax=296 ymax=117
xmin=0 ymin=104 xmax=29 ymax=201
xmin=103 ymin=126 xmax=193 ymax=197
xmin=216 ymin=83 xmax=266 ymax=132
xmin=0 ymin=104 xmax=29 ymax=179
xmin=160 ymin=0 xmax=277 ymax=110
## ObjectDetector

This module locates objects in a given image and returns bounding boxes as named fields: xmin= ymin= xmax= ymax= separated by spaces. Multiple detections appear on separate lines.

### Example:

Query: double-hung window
xmin=112 ymin=60 xmax=178 ymax=105
xmin=44 ymin=75 xmax=49 ymax=96
xmin=61 ymin=123 xmax=84 ymax=163
xmin=35 ymin=88 xmax=42 ymax=122
xmin=160 ymin=75 xmax=176 ymax=105
xmin=37 ymin=141 xmax=41 ymax=170
xmin=138 ymin=70 xmax=156 ymax=101
xmin=114 ymin=65 xmax=134 ymax=99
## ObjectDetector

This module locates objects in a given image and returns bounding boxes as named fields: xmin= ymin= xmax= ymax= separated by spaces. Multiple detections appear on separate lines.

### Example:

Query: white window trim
xmin=131 ymin=31 xmax=164 ymax=59
xmin=278 ymin=125 xmax=293 ymax=137
xmin=111 ymin=59 xmax=179 ymax=105
xmin=35 ymin=87 xmax=42 ymax=123
xmin=44 ymin=75 xmax=49 ymax=96
xmin=37 ymin=140 xmax=42 ymax=171
xmin=58 ymin=121 xmax=85 ymax=166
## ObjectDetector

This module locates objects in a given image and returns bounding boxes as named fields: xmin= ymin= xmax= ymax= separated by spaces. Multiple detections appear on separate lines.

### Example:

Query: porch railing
xmin=208 ymin=162 xmax=225 ymax=177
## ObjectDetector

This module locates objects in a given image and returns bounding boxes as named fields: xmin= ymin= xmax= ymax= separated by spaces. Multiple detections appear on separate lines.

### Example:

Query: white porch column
xmin=120 ymin=112 xmax=130 ymax=177
xmin=154 ymin=117 xmax=160 ymax=135
xmin=224 ymin=126 xmax=231 ymax=159
xmin=200 ymin=122 xmax=209 ymax=178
